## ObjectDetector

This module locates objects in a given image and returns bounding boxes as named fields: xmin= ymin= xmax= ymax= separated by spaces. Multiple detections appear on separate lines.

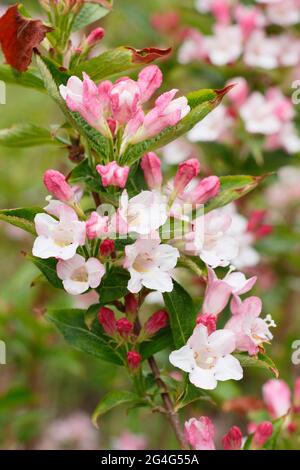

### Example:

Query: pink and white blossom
xmin=169 ymin=324 xmax=243 ymax=390
xmin=33 ymin=204 xmax=86 ymax=260
xmin=240 ymin=92 xmax=282 ymax=135
xmin=188 ymin=105 xmax=232 ymax=142
xmin=86 ymin=211 xmax=109 ymax=239
xmin=124 ymin=236 xmax=179 ymax=293
xmin=57 ymin=254 xmax=105 ymax=295
xmin=225 ymin=296 xmax=276 ymax=355
xmin=204 ymin=25 xmax=243 ymax=66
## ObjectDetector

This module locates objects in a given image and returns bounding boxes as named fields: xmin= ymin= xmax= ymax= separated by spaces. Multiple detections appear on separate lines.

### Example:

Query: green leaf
xmin=234 ymin=352 xmax=279 ymax=378
xmin=140 ymin=328 xmax=174 ymax=360
xmin=0 ymin=124 xmax=60 ymax=148
xmin=73 ymin=46 xmax=167 ymax=81
xmin=0 ymin=65 xmax=44 ymax=90
xmin=122 ymin=88 xmax=227 ymax=165
xmin=27 ymin=255 xmax=63 ymax=289
xmin=0 ymin=207 xmax=42 ymax=234
xmin=98 ymin=267 xmax=130 ymax=304
xmin=47 ymin=309 xmax=125 ymax=365
xmin=163 ymin=281 xmax=196 ymax=349
xmin=68 ymin=158 xmax=100 ymax=191
xmin=0 ymin=387 xmax=34 ymax=412
xmin=204 ymin=175 xmax=267 ymax=213
xmin=92 ymin=390 xmax=138 ymax=428
xmin=72 ymin=2 xmax=112 ymax=31
xmin=175 ymin=382 xmax=214 ymax=411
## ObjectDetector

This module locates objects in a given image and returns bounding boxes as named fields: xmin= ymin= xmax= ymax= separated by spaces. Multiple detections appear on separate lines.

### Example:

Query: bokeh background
xmin=0 ymin=0 xmax=300 ymax=449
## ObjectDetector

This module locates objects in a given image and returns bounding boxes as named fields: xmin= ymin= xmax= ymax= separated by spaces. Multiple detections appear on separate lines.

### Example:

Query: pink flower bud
xmin=140 ymin=152 xmax=163 ymax=190
xmin=184 ymin=416 xmax=215 ymax=450
xmin=174 ymin=158 xmax=200 ymax=195
xmin=137 ymin=65 xmax=163 ymax=104
xmin=196 ymin=314 xmax=217 ymax=335
xmin=116 ymin=317 xmax=133 ymax=339
xmin=99 ymin=239 xmax=115 ymax=257
xmin=43 ymin=169 xmax=74 ymax=202
xmin=185 ymin=176 xmax=220 ymax=204
xmin=144 ymin=310 xmax=168 ymax=336
xmin=211 ymin=0 xmax=231 ymax=25
xmin=110 ymin=78 xmax=141 ymax=124
xmin=98 ymin=307 xmax=117 ymax=335
xmin=222 ymin=426 xmax=243 ymax=450
xmin=86 ymin=27 xmax=105 ymax=47
xmin=86 ymin=211 xmax=109 ymax=240
xmin=247 ymin=210 xmax=272 ymax=240
xmin=253 ymin=421 xmax=273 ymax=447
xmin=96 ymin=162 xmax=129 ymax=188
xmin=124 ymin=294 xmax=139 ymax=317
xmin=127 ymin=351 xmax=142 ymax=371
xmin=263 ymin=379 xmax=291 ymax=419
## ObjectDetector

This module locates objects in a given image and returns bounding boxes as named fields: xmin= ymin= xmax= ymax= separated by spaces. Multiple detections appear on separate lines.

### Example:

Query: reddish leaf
xmin=126 ymin=46 xmax=172 ymax=64
xmin=222 ymin=396 xmax=264 ymax=415
xmin=0 ymin=5 xmax=52 ymax=72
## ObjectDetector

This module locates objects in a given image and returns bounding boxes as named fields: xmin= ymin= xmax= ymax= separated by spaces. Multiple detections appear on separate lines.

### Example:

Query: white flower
xmin=117 ymin=189 xmax=168 ymax=235
xmin=32 ymin=204 xmax=86 ymax=260
xmin=57 ymin=254 xmax=105 ymax=295
xmin=186 ymin=210 xmax=239 ymax=268
xmin=188 ymin=105 xmax=232 ymax=142
xmin=240 ymin=92 xmax=281 ymax=135
xmin=124 ymin=236 xmax=179 ymax=293
xmin=204 ymin=25 xmax=243 ymax=66
xmin=169 ymin=324 xmax=243 ymax=390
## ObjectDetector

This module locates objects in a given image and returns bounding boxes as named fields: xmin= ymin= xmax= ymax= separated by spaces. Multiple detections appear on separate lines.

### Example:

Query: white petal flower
xmin=32 ymin=204 xmax=86 ymax=260
xmin=169 ymin=324 xmax=243 ymax=390
xmin=124 ymin=236 xmax=179 ymax=293
xmin=57 ymin=254 xmax=105 ymax=295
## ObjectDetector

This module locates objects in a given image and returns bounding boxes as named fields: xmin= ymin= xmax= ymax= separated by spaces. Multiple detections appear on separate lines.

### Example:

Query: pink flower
xmin=86 ymin=211 xmax=109 ymax=239
xmin=127 ymin=351 xmax=142 ymax=370
xmin=99 ymin=239 xmax=115 ymax=257
xmin=57 ymin=254 xmax=105 ymax=295
xmin=184 ymin=417 xmax=216 ymax=450
xmin=137 ymin=65 xmax=163 ymax=104
xmin=234 ymin=5 xmax=265 ymax=39
xmin=98 ymin=306 xmax=117 ymax=335
xmin=204 ymin=25 xmax=243 ymax=66
xmin=262 ymin=379 xmax=291 ymax=418
xmin=266 ymin=88 xmax=295 ymax=122
xmin=183 ymin=176 xmax=220 ymax=204
xmin=222 ymin=426 xmax=243 ymax=450
xmin=116 ymin=317 xmax=134 ymax=339
xmin=141 ymin=152 xmax=163 ymax=190
xmin=59 ymin=73 xmax=111 ymax=138
xmin=173 ymin=158 xmax=200 ymax=196
xmin=294 ymin=378 xmax=300 ymax=408
xmin=225 ymin=296 xmax=275 ymax=356
xmin=43 ymin=169 xmax=74 ymax=202
xmin=113 ymin=431 xmax=147 ymax=450
xmin=240 ymin=92 xmax=282 ymax=135
xmin=253 ymin=422 xmax=273 ymax=446
xmin=96 ymin=161 xmax=129 ymax=188
xmin=86 ymin=27 xmax=105 ymax=47
xmin=110 ymin=78 xmax=141 ymax=125
xmin=211 ymin=0 xmax=231 ymax=25
xmin=144 ymin=310 xmax=169 ymax=336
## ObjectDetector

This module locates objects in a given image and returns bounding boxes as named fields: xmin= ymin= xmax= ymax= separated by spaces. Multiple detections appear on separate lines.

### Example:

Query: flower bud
xmin=253 ymin=421 xmax=273 ymax=446
xmin=43 ymin=169 xmax=74 ymax=202
xmin=140 ymin=152 xmax=163 ymax=190
xmin=185 ymin=176 xmax=220 ymax=204
xmin=174 ymin=158 xmax=200 ymax=195
xmin=86 ymin=212 xmax=109 ymax=240
xmin=124 ymin=294 xmax=139 ymax=317
xmin=96 ymin=162 xmax=130 ymax=188
xmin=196 ymin=314 xmax=217 ymax=335
xmin=184 ymin=416 xmax=215 ymax=450
xmin=99 ymin=239 xmax=115 ymax=257
xmin=144 ymin=310 xmax=168 ymax=336
xmin=294 ymin=377 xmax=300 ymax=409
xmin=127 ymin=351 xmax=142 ymax=371
xmin=98 ymin=307 xmax=117 ymax=335
xmin=222 ymin=426 xmax=243 ymax=450
xmin=86 ymin=27 xmax=105 ymax=47
xmin=116 ymin=317 xmax=134 ymax=339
